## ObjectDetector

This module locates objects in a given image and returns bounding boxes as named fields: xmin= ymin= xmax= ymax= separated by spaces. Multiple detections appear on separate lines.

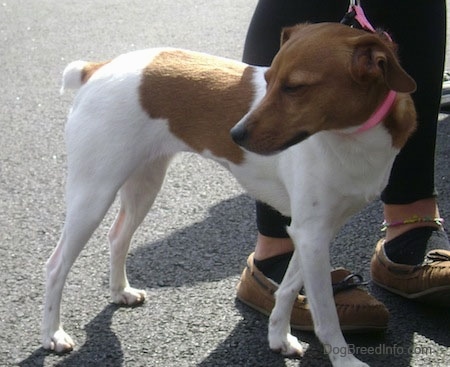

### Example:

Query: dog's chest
xmin=230 ymin=154 xmax=291 ymax=216
xmin=275 ymin=131 xmax=398 ymax=217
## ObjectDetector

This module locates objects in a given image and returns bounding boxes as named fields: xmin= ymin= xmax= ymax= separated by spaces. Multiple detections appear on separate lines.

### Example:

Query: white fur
xmin=42 ymin=47 xmax=400 ymax=367
xmin=60 ymin=60 xmax=88 ymax=93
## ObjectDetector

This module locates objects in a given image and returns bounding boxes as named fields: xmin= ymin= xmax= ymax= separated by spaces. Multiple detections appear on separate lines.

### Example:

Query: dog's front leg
xmin=277 ymin=224 xmax=369 ymax=367
xmin=268 ymin=251 xmax=304 ymax=357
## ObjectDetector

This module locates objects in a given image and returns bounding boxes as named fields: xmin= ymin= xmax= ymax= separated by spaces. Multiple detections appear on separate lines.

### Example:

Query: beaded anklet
xmin=381 ymin=215 xmax=444 ymax=231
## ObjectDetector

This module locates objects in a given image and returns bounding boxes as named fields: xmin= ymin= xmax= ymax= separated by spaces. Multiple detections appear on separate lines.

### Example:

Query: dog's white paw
xmin=269 ymin=333 xmax=304 ymax=357
xmin=111 ymin=286 xmax=146 ymax=305
xmin=42 ymin=327 xmax=75 ymax=353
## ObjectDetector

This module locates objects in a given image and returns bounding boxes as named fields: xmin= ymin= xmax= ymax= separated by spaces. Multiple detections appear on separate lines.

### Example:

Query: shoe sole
xmin=236 ymin=293 xmax=387 ymax=334
xmin=372 ymin=279 xmax=450 ymax=306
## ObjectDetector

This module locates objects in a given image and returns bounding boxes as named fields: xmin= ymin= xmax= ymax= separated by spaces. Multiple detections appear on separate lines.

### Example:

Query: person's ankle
xmin=383 ymin=198 xmax=442 ymax=242
xmin=382 ymin=198 xmax=448 ymax=265
xmin=254 ymin=233 xmax=294 ymax=261
xmin=383 ymin=227 xmax=448 ymax=265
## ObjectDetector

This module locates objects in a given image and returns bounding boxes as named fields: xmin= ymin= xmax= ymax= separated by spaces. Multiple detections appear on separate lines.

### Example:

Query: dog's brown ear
xmin=281 ymin=23 xmax=312 ymax=47
xmin=280 ymin=26 xmax=297 ymax=46
xmin=350 ymin=35 xmax=416 ymax=93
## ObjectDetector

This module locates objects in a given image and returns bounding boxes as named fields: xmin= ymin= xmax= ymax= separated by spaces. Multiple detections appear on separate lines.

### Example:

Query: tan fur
xmin=384 ymin=95 xmax=417 ymax=148
xmin=81 ymin=61 xmax=110 ymax=84
xmin=139 ymin=50 xmax=255 ymax=164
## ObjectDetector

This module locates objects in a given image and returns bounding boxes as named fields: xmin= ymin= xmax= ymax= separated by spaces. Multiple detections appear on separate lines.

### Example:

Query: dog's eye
xmin=282 ymin=84 xmax=304 ymax=93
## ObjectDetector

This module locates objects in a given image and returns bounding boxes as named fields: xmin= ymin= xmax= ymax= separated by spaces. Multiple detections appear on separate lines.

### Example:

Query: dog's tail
xmin=60 ymin=60 xmax=108 ymax=94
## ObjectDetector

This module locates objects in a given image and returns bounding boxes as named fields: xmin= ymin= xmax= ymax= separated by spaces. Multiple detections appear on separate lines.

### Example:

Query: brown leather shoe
xmin=371 ymin=238 xmax=450 ymax=305
xmin=236 ymin=253 xmax=389 ymax=332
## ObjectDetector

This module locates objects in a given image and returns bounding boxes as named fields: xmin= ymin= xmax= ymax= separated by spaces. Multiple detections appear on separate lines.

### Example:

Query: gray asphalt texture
xmin=1 ymin=1 xmax=449 ymax=366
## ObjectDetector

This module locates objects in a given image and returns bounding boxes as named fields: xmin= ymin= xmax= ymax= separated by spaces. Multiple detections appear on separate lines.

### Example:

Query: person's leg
xmin=242 ymin=0 xmax=348 ymax=66
xmin=362 ymin=0 xmax=449 ymax=261
xmin=363 ymin=0 xmax=450 ymax=303
xmin=370 ymin=0 xmax=445 ymax=207
xmin=244 ymin=0 xmax=348 ymax=272
xmin=253 ymin=202 xmax=293 ymax=283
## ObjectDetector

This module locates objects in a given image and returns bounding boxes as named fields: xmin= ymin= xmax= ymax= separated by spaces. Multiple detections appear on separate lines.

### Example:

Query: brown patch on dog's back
xmin=81 ymin=61 xmax=110 ymax=83
xmin=139 ymin=50 xmax=255 ymax=164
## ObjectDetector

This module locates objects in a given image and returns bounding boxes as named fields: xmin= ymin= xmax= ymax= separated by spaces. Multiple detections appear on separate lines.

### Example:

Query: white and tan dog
xmin=43 ymin=23 xmax=416 ymax=366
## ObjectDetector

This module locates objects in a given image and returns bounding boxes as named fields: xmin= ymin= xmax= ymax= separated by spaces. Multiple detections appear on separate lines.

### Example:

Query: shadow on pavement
xmin=19 ymin=304 xmax=123 ymax=367
xmin=127 ymin=194 xmax=257 ymax=290
xmin=199 ymin=296 xmax=450 ymax=367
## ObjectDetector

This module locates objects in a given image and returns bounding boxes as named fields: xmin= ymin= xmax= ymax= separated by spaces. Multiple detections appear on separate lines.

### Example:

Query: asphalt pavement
xmin=1 ymin=1 xmax=449 ymax=366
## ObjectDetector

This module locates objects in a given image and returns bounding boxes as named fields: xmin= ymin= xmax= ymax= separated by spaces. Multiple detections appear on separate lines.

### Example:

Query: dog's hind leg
xmin=108 ymin=156 xmax=172 ymax=305
xmin=42 ymin=168 xmax=121 ymax=353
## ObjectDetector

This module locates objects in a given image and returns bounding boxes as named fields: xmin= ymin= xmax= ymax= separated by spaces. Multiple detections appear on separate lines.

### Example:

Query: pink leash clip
xmin=341 ymin=0 xmax=393 ymax=41
xmin=351 ymin=3 xmax=376 ymax=32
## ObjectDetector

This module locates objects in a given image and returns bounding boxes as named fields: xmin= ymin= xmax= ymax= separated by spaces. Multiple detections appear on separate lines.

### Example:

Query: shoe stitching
xmin=424 ymin=250 xmax=450 ymax=264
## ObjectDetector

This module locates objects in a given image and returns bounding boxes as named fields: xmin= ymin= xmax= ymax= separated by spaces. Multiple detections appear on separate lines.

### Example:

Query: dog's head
xmin=231 ymin=22 xmax=416 ymax=154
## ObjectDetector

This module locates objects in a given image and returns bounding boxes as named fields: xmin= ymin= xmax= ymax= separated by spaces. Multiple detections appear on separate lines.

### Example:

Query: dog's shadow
xmin=126 ymin=193 xmax=257 ymax=290
xmin=18 ymin=304 xmax=123 ymax=367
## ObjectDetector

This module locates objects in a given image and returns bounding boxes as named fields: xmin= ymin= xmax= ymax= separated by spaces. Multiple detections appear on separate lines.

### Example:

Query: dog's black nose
xmin=230 ymin=125 xmax=248 ymax=145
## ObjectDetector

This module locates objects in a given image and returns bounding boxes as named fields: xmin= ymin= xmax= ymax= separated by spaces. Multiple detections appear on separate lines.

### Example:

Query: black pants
xmin=242 ymin=0 xmax=447 ymax=238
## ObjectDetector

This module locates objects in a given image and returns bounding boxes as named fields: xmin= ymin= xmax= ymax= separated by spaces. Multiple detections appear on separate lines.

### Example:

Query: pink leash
xmin=340 ymin=0 xmax=397 ymax=134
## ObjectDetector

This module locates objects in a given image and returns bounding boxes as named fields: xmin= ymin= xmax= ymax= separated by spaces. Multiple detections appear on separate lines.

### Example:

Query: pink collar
xmin=342 ymin=3 xmax=397 ymax=134
xmin=352 ymin=90 xmax=397 ymax=134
